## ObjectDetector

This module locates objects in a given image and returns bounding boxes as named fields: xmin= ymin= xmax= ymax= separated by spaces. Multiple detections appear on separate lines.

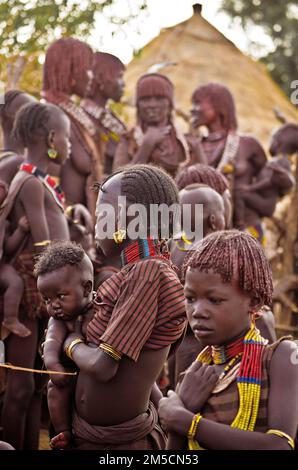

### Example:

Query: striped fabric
xmin=200 ymin=337 xmax=290 ymax=434
xmin=87 ymin=257 xmax=187 ymax=362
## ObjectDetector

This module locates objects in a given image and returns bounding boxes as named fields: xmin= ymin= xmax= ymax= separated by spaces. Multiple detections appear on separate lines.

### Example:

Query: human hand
xmin=50 ymin=430 xmax=72 ymax=450
xmin=143 ymin=126 xmax=171 ymax=148
xmin=176 ymin=361 xmax=219 ymax=413
xmin=50 ymin=366 xmax=73 ymax=388
xmin=18 ymin=215 xmax=30 ymax=233
xmin=158 ymin=390 xmax=186 ymax=433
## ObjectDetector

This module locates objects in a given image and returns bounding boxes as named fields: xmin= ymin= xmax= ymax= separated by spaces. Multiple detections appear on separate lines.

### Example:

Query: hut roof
xmin=124 ymin=5 xmax=298 ymax=148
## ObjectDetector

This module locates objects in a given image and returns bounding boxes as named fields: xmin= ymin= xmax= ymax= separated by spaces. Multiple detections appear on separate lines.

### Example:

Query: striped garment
xmin=87 ymin=257 xmax=187 ymax=362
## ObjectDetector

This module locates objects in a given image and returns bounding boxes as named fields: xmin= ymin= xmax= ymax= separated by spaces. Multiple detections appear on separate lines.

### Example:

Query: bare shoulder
xmin=19 ymin=175 xmax=44 ymax=200
xmin=270 ymin=339 xmax=298 ymax=372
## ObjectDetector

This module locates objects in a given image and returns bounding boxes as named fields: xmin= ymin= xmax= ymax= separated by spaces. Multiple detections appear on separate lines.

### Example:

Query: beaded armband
xmin=99 ymin=343 xmax=122 ymax=362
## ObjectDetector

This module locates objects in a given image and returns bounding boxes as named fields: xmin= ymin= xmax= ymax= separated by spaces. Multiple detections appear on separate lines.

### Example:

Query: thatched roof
xmin=124 ymin=6 xmax=298 ymax=149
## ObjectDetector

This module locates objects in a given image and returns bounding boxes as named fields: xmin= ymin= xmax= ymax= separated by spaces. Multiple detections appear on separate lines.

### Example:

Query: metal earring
xmin=48 ymin=148 xmax=58 ymax=159
xmin=113 ymin=229 xmax=126 ymax=244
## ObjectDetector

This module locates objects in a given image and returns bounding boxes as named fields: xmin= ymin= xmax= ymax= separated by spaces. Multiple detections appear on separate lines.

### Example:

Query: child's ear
xmin=208 ymin=214 xmax=217 ymax=231
xmin=82 ymin=280 xmax=93 ymax=297
xmin=47 ymin=130 xmax=55 ymax=148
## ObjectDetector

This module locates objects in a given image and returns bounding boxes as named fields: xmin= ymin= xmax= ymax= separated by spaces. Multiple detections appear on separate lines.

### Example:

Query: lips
xmin=193 ymin=324 xmax=213 ymax=337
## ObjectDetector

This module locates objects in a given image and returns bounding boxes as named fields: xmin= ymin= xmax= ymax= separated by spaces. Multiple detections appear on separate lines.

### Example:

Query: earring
xmin=48 ymin=148 xmax=58 ymax=159
xmin=181 ymin=232 xmax=193 ymax=245
xmin=113 ymin=229 xmax=126 ymax=244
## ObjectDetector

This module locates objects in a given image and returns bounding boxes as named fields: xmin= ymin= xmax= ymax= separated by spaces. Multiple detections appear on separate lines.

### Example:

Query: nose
xmin=50 ymin=298 xmax=61 ymax=310
xmin=192 ymin=300 xmax=210 ymax=320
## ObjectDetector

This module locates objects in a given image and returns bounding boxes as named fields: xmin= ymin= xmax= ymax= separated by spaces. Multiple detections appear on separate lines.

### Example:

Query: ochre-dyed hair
xmin=136 ymin=73 xmax=174 ymax=107
xmin=12 ymin=102 xmax=59 ymax=146
xmin=175 ymin=163 xmax=228 ymax=194
xmin=272 ymin=123 xmax=298 ymax=155
xmin=192 ymin=83 xmax=238 ymax=132
xmin=34 ymin=240 xmax=85 ymax=277
xmin=42 ymin=37 xmax=93 ymax=95
xmin=99 ymin=164 xmax=179 ymax=238
xmin=91 ymin=52 xmax=124 ymax=85
xmin=182 ymin=230 xmax=273 ymax=306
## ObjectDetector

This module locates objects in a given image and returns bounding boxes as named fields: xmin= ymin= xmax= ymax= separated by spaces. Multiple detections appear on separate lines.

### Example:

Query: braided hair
xmin=12 ymin=102 xmax=58 ymax=147
xmin=182 ymin=230 xmax=273 ymax=307
xmin=100 ymin=164 xmax=180 ymax=238
xmin=0 ymin=90 xmax=23 ymax=118
xmin=192 ymin=83 xmax=238 ymax=132
xmin=175 ymin=163 xmax=228 ymax=194
xmin=42 ymin=38 xmax=93 ymax=95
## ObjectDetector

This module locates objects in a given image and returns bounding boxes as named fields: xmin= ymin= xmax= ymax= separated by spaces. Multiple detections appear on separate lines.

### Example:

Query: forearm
xmin=71 ymin=343 xmax=119 ymax=382
xmin=247 ymin=178 xmax=271 ymax=192
xmin=4 ymin=228 xmax=27 ymax=256
xmin=132 ymin=142 xmax=155 ymax=164
xmin=44 ymin=341 xmax=63 ymax=370
xmin=173 ymin=408 xmax=288 ymax=450
xmin=48 ymin=381 xmax=73 ymax=433
xmin=166 ymin=432 xmax=187 ymax=450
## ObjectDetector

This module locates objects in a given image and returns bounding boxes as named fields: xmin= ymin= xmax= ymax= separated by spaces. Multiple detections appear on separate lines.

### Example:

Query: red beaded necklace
xmin=120 ymin=238 xmax=170 ymax=267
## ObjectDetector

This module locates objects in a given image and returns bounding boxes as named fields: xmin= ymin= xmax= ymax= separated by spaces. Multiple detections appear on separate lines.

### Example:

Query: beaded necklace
xmin=20 ymin=163 xmax=65 ymax=211
xmin=120 ymin=238 xmax=170 ymax=268
xmin=197 ymin=323 xmax=268 ymax=431
xmin=42 ymin=91 xmax=97 ymax=137
xmin=81 ymin=99 xmax=126 ymax=142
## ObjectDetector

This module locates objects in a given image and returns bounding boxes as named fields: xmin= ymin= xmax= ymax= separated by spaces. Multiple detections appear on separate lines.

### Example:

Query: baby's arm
xmin=48 ymin=379 xmax=75 ymax=449
xmin=44 ymin=318 xmax=70 ymax=386
xmin=3 ymin=216 xmax=30 ymax=257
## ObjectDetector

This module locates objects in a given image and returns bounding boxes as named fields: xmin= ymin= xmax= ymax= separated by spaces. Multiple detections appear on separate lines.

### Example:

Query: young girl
xmin=159 ymin=230 xmax=298 ymax=450
xmin=0 ymin=101 xmax=71 ymax=449
xmin=62 ymin=164 xmax=187 ymax=450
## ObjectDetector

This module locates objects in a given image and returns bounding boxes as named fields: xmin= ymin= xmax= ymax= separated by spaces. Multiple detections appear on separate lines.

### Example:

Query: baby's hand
xmin=50 ymin=366 xmax=72 ymax=388
xmin=18 ymin=216 xmax=30 ymax=233
xmin=50 ymin=430 xmax=72 ymax=450
xmin=177 ymin=361 xmax=219 ymax=413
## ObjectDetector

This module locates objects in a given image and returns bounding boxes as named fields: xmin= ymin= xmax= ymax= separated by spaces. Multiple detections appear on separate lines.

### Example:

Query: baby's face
xmin=37 ymin=265 xmax=87 ymax=320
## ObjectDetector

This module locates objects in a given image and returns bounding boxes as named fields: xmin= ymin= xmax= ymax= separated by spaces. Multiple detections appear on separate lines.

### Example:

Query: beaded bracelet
xmin=187 ymin=413 xmax=203 ymax=450
xmin=99 ymin=343 xmax=122 ymax=361
xmin=65 ymin=338 xmax=84 ymax=360
xmin=267 ymin=429 xmax=295 ymax=450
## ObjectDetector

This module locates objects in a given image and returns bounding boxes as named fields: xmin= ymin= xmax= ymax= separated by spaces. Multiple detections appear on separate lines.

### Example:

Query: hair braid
xmin=175 ymin=164 xmax=228 ymax=194
xmin=182 ymin=230 xmax=273 ymax=306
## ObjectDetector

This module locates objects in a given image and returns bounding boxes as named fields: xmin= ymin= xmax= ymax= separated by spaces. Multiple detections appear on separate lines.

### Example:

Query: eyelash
xmin=209 ymin=297 xmax=224 ymax=305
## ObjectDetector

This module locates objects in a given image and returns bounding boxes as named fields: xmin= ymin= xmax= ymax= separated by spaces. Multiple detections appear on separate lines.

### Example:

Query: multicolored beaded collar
xmin=120 ymin=238 xmax=170 ymax=268
xmin=197 ymin=324 xmax=268 ymax=432
xmin=20 ymin=163 xmax=65 ymax=211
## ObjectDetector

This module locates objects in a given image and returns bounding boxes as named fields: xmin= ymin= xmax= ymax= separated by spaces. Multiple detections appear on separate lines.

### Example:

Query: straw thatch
xmin=124 ymin=7 xmax=298 ymax=148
